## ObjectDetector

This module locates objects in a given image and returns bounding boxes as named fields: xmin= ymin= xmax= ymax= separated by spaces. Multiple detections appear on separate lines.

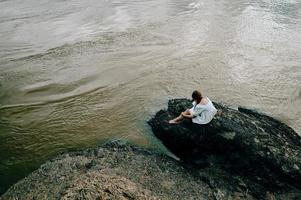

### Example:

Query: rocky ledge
xmin=149 ymin=98 xmax=301 ymax=199
xmin=3 ymin=141 xmax=299 ymax=200
xmin=2 ymin=99 xmax=301 ymax=200
xmin=2 ymin=141 xmax=255 ymax=200
xmin=2 ymin=141 xmax=214 ymax=200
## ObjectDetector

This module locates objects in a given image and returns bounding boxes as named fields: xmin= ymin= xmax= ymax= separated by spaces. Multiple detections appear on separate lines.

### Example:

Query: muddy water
xmin=0 ymin=0 xmax=300 ymax=194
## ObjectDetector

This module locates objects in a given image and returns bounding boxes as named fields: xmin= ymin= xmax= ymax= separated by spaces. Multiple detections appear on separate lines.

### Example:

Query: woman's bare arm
xmin=181 ymin=111 xmax=194 ymax=118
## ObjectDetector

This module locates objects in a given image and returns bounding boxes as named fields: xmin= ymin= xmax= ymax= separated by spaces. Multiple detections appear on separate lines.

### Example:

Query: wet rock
xmin=148 ymin=98 xmax=301 ymax=195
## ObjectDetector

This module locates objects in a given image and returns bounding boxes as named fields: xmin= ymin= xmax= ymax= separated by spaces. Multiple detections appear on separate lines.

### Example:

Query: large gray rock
xmin=0 ymin=142 xmax=220 ymax=200
xmin=148 ymin=98 xmax=301 ymax=192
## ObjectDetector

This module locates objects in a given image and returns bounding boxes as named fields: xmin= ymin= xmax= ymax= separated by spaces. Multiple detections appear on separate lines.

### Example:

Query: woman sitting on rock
xmin=169 ymin=90 xmax=217 ymax=124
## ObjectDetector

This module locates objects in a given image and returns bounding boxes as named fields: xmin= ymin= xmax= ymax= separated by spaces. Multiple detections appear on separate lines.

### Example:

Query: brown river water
xmin=0 ymin=0 xmax=300 ymax=194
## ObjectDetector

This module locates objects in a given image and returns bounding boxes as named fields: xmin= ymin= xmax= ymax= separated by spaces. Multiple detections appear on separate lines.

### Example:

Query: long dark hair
xmin=192 ymin=90 xmax=203 ymax=104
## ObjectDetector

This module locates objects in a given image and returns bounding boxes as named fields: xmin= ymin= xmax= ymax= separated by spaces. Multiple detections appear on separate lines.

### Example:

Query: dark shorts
xmin=181 ymin=118 xmax=209 ymax=135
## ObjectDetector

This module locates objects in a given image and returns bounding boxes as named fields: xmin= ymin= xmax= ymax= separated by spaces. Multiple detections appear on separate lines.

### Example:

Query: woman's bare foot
xmin=169 ymin=119 xmax=179 ymax=124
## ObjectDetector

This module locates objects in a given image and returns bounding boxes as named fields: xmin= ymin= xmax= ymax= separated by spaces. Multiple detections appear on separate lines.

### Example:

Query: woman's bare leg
xmin=169 ymin=110 xmax=190 ymax=124
xmin=169 ymin=115 xmax=183 ymax=124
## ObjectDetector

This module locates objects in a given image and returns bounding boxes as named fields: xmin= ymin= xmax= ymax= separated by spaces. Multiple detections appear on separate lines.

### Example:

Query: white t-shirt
xmin=189 ymin=98 xmax=217 ymax=124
